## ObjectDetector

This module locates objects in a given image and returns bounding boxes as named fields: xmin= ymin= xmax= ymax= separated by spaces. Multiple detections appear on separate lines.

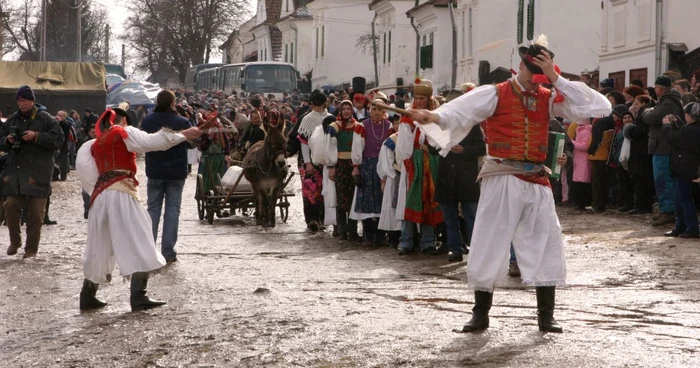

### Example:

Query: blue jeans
xmin=653 ymin=155 xmax=676 ymax=213
xmin=439 ymin=202 xmax=478 ymax=255
xmin=399 ymin=221 xmax=435 ymax=251
xmin=147 ymin=178 xmax=186 ymax=260
xmin=674 ymin=178 xmax=699 ymax=235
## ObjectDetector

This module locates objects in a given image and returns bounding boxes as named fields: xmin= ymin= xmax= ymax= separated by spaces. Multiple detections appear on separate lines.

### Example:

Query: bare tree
xmin=123 ymin=0 xmax=251 ymax=82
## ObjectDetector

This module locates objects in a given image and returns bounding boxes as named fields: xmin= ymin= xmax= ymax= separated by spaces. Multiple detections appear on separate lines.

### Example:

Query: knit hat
xmin=684 ymin=102 xmax=700 ymax=120
xmin=654 ymin=75 xmax=672 ymax=88
xmin=612 ymin=104 xmax=628 ymax=117
xmin=600 ymin=78 xmax=615 ymax=89
xmin=16 ymin=85 xmax=35 ymax=101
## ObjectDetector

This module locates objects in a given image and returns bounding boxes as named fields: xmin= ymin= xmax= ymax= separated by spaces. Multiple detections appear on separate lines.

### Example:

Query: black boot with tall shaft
xmin=461 ymin=291 xmax=493 ymax=332
xmin=536 ymin=286 xmax=563 ymax=333
xmin=130 ymin=272 xmax=167 ymax=312
xmin=79 ymin=279 xmax=107 ymax=310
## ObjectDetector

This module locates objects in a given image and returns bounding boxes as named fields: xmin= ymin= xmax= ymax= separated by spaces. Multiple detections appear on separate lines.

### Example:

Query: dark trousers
xmin=674 ymin=178 xmax=699 ymax=235
xmin=57 ymin=149 xmax=69 ymax=181
xmin=631 ymin=173 xmax=654 ymax=211
xmin=362 ymin=218 xmax=385 ymax=242
xmin=571 ymin=181 xmax=592 ymax=209
xmin=610 ymin=167 xmax=634 ymax=208
xmin=336 ymin=210 xmax=358 ymax=236
xmin=590 ymin=160 xmax=609 ymax=211
xmin=4 ymin=196 xmax=47 ymax=251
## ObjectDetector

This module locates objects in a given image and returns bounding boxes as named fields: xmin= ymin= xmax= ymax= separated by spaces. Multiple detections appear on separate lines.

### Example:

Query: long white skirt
xmin=83 ymin=190 xmax=166 ymax=283
xmin=187 ymin=148 xmax=201 ymax=165
xmin=378 ymin=176 xmax=401 ymax=231
xmin=467 ymin=175 xmax=566 ymax=292
xmin=322 ymin=167 xmax=337 ymax=226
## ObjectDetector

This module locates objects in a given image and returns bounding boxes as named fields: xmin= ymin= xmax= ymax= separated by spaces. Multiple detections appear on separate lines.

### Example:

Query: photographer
xmin=0 ymin=85 xmax=64 ymax=258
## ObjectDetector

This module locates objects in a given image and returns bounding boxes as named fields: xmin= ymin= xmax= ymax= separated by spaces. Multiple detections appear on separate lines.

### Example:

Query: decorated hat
xmin=518 ymin=35 xmax=555 ymax=75
xmin=112 ymin=107 xmax=133 ymax=126
xmin=413 ymin=78 xmax=433 ymax=97
xmin=371 ymin=91 xmax=388 ymax=104
xmin=351 ymin=77 xmax=366 ymax=96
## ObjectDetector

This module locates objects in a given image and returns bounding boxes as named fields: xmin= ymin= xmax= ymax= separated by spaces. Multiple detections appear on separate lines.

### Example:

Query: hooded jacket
xmin=642 ymin=89 xmax=683 ymax=155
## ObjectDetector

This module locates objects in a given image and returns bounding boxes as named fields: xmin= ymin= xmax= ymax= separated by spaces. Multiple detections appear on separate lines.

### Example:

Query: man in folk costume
xmin=326 ymin=100 xmax=362 ymax=241
xmin=377 ymin=114 xmax=403 ymax=247
xmin=76 ymin=108 xmax=200 ymax=311
xmin=410 ymin=35 xmax=612 ymax=333
xmin=350 ymin=93 xmax=393 ymax=245
xmin=395 ymin=79 xmax=443 ymax=256
xmin=295 ymin=90 xmax=332 ymax=231
xmin=350 ymin=77 xmax=370 ymax=122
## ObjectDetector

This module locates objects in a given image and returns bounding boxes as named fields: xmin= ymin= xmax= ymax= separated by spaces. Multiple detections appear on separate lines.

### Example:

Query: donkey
xmin=242 ymin=110 xmax=288 ymax=227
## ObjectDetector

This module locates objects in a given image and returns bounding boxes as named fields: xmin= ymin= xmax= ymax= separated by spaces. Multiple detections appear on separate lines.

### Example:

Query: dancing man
xmin=410 ymin=36 xmax=611 ymax=332
xmin=76 ymin=108 xmax=200 ymax=311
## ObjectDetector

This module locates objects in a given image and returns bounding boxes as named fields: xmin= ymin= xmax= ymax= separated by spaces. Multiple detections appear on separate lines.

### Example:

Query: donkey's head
xmin=264 ymin=109 xmax=287 ymax=168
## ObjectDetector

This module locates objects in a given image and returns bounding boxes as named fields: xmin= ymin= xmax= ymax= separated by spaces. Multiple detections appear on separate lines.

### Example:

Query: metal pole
xmin=448 ymin=0 xmax=457 ymax=89
xmin=76 ymin=0 xmax=81 ymax=62
xmin=121 ymin=44 xmax=125 ymax=68
xmin=104 ymin=24 xmax=110 ymax=62
xmin=654 ymin=0 xmax=663 ymax=77
xmin=41 ymin=0 xmax=47 ymax=61
xmin=371 ymin=13 xmax=379 ymax=86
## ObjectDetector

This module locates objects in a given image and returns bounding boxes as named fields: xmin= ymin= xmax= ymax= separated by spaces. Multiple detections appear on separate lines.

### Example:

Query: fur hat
xmin=16 ymin=85 xmax=35 ymax=101
xmin=654 ymin=75 xmax=672 ymax=88
xmin=413 ymin=78 xmax=433 ymax=97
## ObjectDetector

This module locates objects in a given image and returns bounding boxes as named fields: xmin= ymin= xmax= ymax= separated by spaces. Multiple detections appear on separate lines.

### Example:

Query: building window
xmin=420 ymin=44 xmax=433 ymax=70
xmin=388 ymin=30 xmax=392 ymax=63
xmin=321 ymin=25 xmax=325 ymax=58
xmin=315 ymin=27 xmax=319 ymax=59
xmin=422 ymin=34 xmax=426 ymax=46
xmin=429 ymin=32 xmax=434 ymax=45
xmin=629 ymin=67 xmax=648 ymax=87
xmin=290 ymin=42 xmax=295 ymax=65
xmin=609 ymin=71 xmax=625 ymax=91
xmin=285 ymin=0 xmax=289 ymax=12
xmin=461 ymin=10 xmax=466 ymax=58
xmin=612 ymin=7 xmax=625 ymax=47
xmin=636 ymin=0 xmax=651 ymax=42
xmin=383 ymin=32 xmax=387 ymax=64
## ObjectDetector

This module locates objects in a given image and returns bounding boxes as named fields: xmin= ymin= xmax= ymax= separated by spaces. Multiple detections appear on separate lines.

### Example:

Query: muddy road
xmin=1 ymin=162 xmax=699 ymax=367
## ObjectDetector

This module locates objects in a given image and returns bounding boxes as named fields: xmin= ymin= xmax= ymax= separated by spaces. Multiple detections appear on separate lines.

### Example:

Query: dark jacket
xmin=83 ymin=113 xmax=98 ymax=130
xmin=59 ymin=118 xmax=73 ymax=152
xmin=141 ymin=111 xmax=191 ymax=180
xmin=622 ymin=106 xmax=654 ymax=176
xmin=0 ymin=107 xmax=64 ymax=197
xmin=642 ymin=89 xmax=683 ymax=155
xmin=662 ymin=121 xmax=700 ymax=181
xmin=435 ymin=126 xmax=486 ymax=203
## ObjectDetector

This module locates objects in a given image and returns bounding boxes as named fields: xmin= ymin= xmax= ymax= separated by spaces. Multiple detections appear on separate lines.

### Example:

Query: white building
xmin=220 ymin=17 xmax=258 ymax=64
xmin=306 ymin=0 xmax=375 ymax=90
xmin=276 ymin=4 xmax=314 ymax=82
xmin=369 ymin=0 xmax=417 ymax=95
xmin=407 ymin=0 xmax=456 ymax=94
xmin=599 ymin=0 xmax=700 ymax=90
xmin=452 ymin=0 xmax=601 ymax=88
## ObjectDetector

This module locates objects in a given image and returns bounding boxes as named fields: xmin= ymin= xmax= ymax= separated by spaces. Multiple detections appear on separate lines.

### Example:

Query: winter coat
xmin=0 ymin=107 xmax=64 ymax=197
xmin=662 ymin=121 xmax=700 ymax=181
xmin=642 ymin=89 xmax=683 ymax=155
xmin=141 ymin=111 xmax=191 ymax=180
xmin=607 ymin=122 xmax=625 ymax=167
xmin=570 ymin=121 xmax=592 ymax=183
xmin=622 ymin=106 xmax=654 ymax=177
xmin=434 ymin=125 xmax=486 ymax=203
xmin=587 ymin=115 xmax=615 ymax=161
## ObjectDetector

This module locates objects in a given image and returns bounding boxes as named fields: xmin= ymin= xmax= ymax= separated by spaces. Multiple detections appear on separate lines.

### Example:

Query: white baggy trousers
xmin=83 ymin=190 xmax=166 ymax=284
xmin=467 ymin=175 xmax=566 ymax=292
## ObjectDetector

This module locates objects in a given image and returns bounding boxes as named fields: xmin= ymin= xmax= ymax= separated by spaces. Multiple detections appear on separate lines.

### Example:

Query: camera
xmin=9 ymin=126 xmax=23 ymax=150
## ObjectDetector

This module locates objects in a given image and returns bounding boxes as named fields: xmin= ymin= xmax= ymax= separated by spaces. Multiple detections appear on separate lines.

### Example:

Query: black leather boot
xmin=536 ymin=286 xmax=563 ymax=333
xmin=461 ymin=291 xmax=493 ymax=332
xmin=130 ymin=272 xmax=166 ymax=311
xmin=79 ymin=279 xmax=107 ymax=310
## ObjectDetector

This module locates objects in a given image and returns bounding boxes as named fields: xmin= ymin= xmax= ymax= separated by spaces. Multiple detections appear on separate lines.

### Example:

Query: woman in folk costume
xmin=410 ymin=35 xmax=612 ymax=333
xmin=350 ymin=94 xmax=393 ymax=246
xmin=294 ymin=90 xmax=331 ymax=231
xmin=377 ymin=114 xmax=403 ymax=247
xmin=76 ymin=108 xmax=200 ymax=311
xmin=197 ymin=104 xmax=232 ymax=193
xmin=395 ymin=79 xmax=443 ymax=256
xmin=326 ymin=101 xmax=362 ymax=241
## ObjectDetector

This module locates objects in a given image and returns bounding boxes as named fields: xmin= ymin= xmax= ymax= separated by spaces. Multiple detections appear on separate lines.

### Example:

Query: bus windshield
xmin=244 ymin=64 xmax=297 ymax=93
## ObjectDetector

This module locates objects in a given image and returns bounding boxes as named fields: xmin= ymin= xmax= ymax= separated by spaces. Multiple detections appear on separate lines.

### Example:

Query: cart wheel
xmin=195 ymin=174 xmax=205 ymax=199
xmin=206 ymin=190 xmax=216 ymax=224
xmin=197 ymin=197 xmax=205 ymax=220
xmin=279 ymin=200 xmax=290 ymax=223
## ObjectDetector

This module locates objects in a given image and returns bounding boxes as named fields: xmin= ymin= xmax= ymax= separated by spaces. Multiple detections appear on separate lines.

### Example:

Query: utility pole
xmin=41 ymin=0 xmax=47 ymax=61
xmin=121 ymin=44 xmax=125 ymax=68
xmin=371 ymin=13 xmax=379 ymax=87
xmin=76 ymin=0 xmax=82 ymax=62
xmin=104 ymin=24 xmax=110 ymax=62
xmin=448 ymin=0 xmax=457 ymax=89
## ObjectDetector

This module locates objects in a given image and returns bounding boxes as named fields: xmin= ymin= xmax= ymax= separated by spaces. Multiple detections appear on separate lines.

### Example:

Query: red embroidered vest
xmin=89 ymin=126 xmax=138 ymax=206
xmin=485 ymin=80 xmax=551 ymax=163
